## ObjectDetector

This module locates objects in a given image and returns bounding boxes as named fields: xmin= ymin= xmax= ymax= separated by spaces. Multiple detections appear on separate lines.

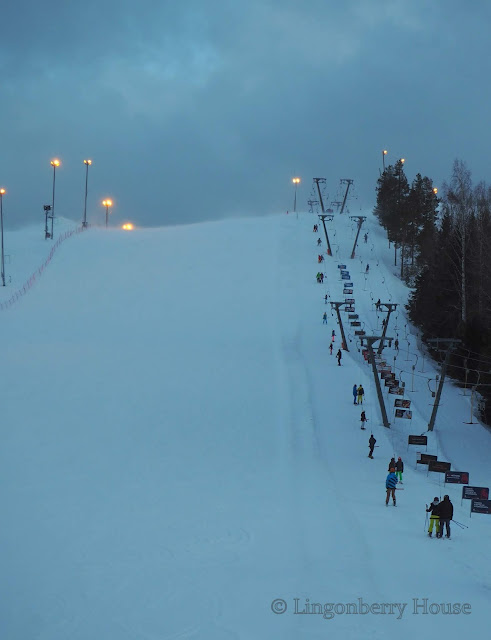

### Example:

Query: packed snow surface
xmin=1 ymin=213 xmax=490 ymax=639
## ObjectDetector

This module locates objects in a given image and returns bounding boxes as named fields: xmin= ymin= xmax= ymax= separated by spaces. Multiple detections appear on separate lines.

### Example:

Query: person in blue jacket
xmin=385 ymin=468 xmax=398 ymax=506
xmin=353 ymin=384 xmax=358 ymax=404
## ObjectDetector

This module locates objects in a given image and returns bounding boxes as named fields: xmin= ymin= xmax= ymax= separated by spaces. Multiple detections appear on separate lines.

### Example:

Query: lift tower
xmin=318 ymin=214 xmax=334 ymax=256
xmin=313 ymin=178 xmax=327 ymax=213
xmin=339 ymin=179 xmax=354 ymax=214
xmin=350 ymin=215 xmax=366 ymax=259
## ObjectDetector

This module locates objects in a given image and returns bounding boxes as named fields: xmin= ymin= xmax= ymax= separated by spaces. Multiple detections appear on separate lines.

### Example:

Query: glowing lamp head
xmin=102 ymin=199 xmax=113 ymax=207
xmin=0 ymin=188 xmax=6 ymax=195
xmin=84 ymin=159 xmax=92 ymax=166
xmin=51 ymin=159 xmax=61 ymax=167
xmin=383 ymin=149 xmax=388 ymax=155
xmin=400 ymin=158 xmax=405 ymax=164
xmin=122 ymin=223 xmax=134 ymax=231
xmin=292 ymin=177 xmax=301 ymax=185
xmin=433 ymin=187 xmax=438 ymax=195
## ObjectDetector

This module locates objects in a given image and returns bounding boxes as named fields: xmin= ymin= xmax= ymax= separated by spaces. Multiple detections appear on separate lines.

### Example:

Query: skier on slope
xmin=368 ymin=433 xmax=376 ymax=458
xmin=329 ymin=343 xmax=333 ymax=355
xmin=426 ymin=497 xmax=441 ymax=537
xmin=353 ymin=384 xmax=358 ymax=405
xmin=322 ymin=312 xmax=328 ymax=324
xmin=360 ymin=410 xmax=367 ymax=430
xmin=357 ymin=384 xmax=365 ymax=405
xmin=438 ymin=495 xmax=453 ymax=539
xmin=388 ymin=457 xmax=396 ymax=472
xmin=386 ymin=468 xmax=398 ymax=506
xmin=336 ymin=349 xmax=342 ymax=366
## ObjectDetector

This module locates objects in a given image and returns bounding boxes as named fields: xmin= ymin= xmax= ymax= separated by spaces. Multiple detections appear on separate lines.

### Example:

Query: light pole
xmin=0 ymin=188 xmax=6 ymax=286
xmin=292 ymin=177 xmax=301 ymax=217
xmin=83 ymin=159 xmax=92 ymax=228
xmin=50 ymin=158 xmax=60 ymax=240
xmin=102 ymin=199 xmax=113 ymax=227
xmin=382 ymin=149 xmax=387 ymax=171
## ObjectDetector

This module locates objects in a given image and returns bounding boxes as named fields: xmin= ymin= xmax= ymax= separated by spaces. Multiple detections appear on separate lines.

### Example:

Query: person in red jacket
xmin=438 ymin=495 xmax=454 ymax=538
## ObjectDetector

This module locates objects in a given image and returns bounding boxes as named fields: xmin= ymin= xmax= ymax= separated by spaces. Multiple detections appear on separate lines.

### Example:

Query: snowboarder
xmin=438 ymin=495 xmax=453 ymax=538
xmin=386 ymin=468 xmax=398 ymax=506
xmin=357 ymin=384 xmax=365 ymax=405
xmin=360 ymin=410 xmax=367 ymax=429
xmin=322 ymin=312 xmax=328 ymax=324
xmin=388 ymin=457 xmax=396 ymax=472
xmin=368 ymin=434 xmax=376 ymax=458
xmin=394 ymin=338 xmax=399 ymax=351
xmin=329 ymin=343 xmax=333 ymax=356
xmin=426 ymin=497 xmax=441 ymax=537
xmin=317 ymin=237 xmax=322 ymax=246
xmin=365 ymin=264 xmax=370 ymax=274
xmin=395 ymin=457 xmax=404 ymax=483
xmin=352 ymin=384 xmax=358 ymax=405
xmin=313 ymin=224 xmax=318 ymax=233
xmin=336 ymin=349 xmax=342 ymax=366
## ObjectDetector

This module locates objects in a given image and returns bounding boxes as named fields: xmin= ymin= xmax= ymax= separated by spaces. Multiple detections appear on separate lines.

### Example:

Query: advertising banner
xmin=462 ymin=486 xmax=489 ymax=500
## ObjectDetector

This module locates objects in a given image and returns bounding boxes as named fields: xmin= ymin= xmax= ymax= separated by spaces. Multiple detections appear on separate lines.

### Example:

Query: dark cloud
xmin=1 ymin=0 xmax=490 ymax=228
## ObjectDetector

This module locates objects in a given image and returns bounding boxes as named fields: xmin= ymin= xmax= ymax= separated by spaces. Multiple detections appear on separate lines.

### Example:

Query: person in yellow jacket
xmin=357 ymin=385 xmax=365 ymax=405
xmin=426 ymin=497 xmax=441 ymax=537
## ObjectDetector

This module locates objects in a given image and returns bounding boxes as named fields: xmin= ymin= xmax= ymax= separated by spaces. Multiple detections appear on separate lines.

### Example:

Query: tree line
xmin=374 ymin=159 xmax=491 ymax=424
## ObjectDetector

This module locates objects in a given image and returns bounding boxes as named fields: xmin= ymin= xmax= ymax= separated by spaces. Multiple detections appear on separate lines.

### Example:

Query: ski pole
xmin=452 ymin=519 xmax=468 ymax=529
xmin=424 ymin=510 xmax=428 ymax=532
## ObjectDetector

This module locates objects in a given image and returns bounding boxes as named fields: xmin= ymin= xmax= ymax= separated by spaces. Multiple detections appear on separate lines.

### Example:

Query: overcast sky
xmin=1 ymin=0 xmax=490 ymax=229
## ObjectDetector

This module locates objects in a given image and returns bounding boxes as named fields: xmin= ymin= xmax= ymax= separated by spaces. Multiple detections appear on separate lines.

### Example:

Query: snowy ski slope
xmin=1 ymin=212 xmax=490 ymax=639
